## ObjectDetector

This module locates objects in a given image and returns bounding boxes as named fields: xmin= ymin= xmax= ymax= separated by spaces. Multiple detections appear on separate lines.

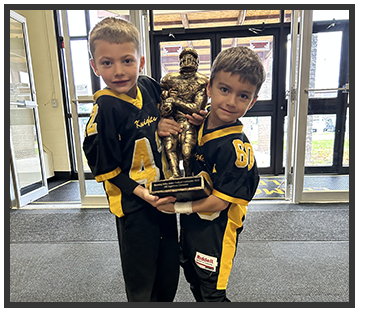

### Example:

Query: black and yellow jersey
xmin=192 ymin=115 xmax=259 ymax=215
xmin=83 ymin=75 xmax=170 ymax=217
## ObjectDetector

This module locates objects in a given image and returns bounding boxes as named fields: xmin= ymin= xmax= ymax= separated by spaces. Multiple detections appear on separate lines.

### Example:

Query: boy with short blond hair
xmin=83 ymin=17 xmax=181 ymax=302
xmin=158 ymin=46 xmax=266 ymax=302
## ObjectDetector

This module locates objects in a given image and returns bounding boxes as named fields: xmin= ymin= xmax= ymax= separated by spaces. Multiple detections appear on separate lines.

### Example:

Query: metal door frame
xmin=60 ymin=10 xmax=107 ymax=206
xmin=10 ymin=10 xmax=48 ymax=208
xmin=286 ymin=10 xmax=349 ymax=203
xmin=150 ymin=25 xmax=284 ymax=175
xmin=60 ymin=10 xmax=148 ymax=207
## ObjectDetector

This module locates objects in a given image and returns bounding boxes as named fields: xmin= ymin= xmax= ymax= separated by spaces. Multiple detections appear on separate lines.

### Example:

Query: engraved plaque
xmin=150 ymin=175 xmax=212 ymax=202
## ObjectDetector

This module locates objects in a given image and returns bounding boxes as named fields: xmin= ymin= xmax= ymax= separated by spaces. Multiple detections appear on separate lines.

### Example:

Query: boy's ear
xmin=139 ymin=56 xmax=146 ymax=73
xmin=90 ymin=59 xmax=100 ymax=76
xmin=248 ymin=96 xmax=258 ymax=110
xmin=206 ymin=79 xmax=212 ymax=98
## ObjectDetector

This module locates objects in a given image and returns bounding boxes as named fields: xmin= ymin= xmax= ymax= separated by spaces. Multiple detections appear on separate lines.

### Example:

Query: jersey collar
xmin=198 ymin=115 xmax=243 ymax=146
xmin=94 ymin=87 xmax=143 ymax=109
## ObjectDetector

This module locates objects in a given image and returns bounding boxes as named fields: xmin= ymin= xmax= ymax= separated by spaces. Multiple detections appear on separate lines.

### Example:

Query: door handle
xmin=10 ymin=100 xmax=38 ymax=108
xmin=304 ymin=83 xmax=349 ymax=93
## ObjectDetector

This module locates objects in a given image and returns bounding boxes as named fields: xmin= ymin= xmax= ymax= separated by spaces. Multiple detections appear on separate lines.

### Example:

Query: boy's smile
xmin=207 ymin=71 xmax=258 ymax=129
xmin=90 ymin=40 xmax=145 ymax=98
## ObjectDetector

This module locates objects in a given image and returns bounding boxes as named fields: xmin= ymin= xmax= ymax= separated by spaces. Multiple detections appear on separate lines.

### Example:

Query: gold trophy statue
xmin=150 ymin=48 xmax=212 ymax=201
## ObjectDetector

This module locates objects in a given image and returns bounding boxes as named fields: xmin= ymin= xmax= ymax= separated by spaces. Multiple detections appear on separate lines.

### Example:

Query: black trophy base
xmin=149 ymin=175 xmax=212 ymax=202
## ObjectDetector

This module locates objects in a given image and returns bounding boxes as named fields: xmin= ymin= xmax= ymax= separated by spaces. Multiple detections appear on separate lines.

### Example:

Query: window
xmin=63 ymin=10 xmax=130 ymax=173
xmin=159 ymin=39 xmax=211 ymax=79
xmin=66 ymin=10 xmax=130 ymax=100
xmin=306 ymin=114 xmax=336 ymax=166
xmin=284 ymin=10 xmax=349 ymax=23
xmin=286 ymin=31 xmax=343 ymax=99
xmin=240 ymin=116 xmax=271 ymax=168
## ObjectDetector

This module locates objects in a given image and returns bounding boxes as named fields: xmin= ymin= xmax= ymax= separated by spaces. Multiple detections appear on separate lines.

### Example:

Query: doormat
xmin=254 ymin=176 xmax=285 ymax=199
xmin=29 ymin=175 xmax=349 ymax=203
xmin=254 ymin=175 xmax=349 ymax=200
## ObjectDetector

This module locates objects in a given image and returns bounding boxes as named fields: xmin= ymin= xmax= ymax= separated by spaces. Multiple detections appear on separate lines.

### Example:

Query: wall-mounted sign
xmin=250 ymin=40 xmax=271 ymax=51
xmin=163 ymin=44 xmax=183 ymax=56
xmin=76 ymin=84 xmax=88 ymax=96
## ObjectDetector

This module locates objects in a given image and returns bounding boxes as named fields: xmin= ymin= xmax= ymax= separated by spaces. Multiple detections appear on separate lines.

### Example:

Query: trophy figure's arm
xmin=173 ymin=87 xmax=208 ymax=115
xmin=161 ymin=89 xmax=170 ymax=101
xmin=194 ymin=87 xmax=208 ymax=111
xmin=160 ymin=98 xmax=174 ymax=118
xmin=160 ymin=83 xmax=175 ymax=117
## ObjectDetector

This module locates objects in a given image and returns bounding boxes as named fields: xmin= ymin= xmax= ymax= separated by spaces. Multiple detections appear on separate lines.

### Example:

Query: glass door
xmin=10 ymin=11 xmax=48 ymax=208
xmin=151 ymin=12 xmax=284 ymax=176
xmin=288 ymin=10 xmax=349 ymax=203
xmin=59 ymin=10 xmax=147 ymax=206
xmin=220 ymin=35 xmax=274 ymax=171
xmin=60 ymin=10 xmax=107 ymax=206
xmin=159 ymin=38 xmax=212 ymax=80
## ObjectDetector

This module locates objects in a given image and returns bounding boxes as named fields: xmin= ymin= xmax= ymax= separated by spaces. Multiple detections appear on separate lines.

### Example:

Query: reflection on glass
xmin=10 ymin=17 xmax=43 ymax=194
xmin=159 ymin=40 xmax=211 ymax=79
xmin=306 ymin=114 xmax=336 ymax=166
xmin=286 ymin=31 xmax=342 ymax=99
xmin=239 ymin=116 xmax=271 ymax=168
xmin=222 ymin=36 xmax=273 ymax=101
xmin=343 ymin=107 xmax=349 ymax=166
xmin=10 ymin=18 xmax=32 ymax=103
xmin=10 ymin=110 xmax=43 ymax=193
xmin=70 ymin=40 xmax=93 ymax=97
xmin=309 ymin=32 xmax=342 ymax=98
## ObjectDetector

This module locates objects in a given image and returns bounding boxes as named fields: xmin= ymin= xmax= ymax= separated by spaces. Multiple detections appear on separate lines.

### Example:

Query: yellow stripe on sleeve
xmin=212 ymin=189 xmax=249 ymax=207
xmin=104 ymin=180 xmax=124 ymax=218
xmin=95 ymin=167 xmax=121 ymax=183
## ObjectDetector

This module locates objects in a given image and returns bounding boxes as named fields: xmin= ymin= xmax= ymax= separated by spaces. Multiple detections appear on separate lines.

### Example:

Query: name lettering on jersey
xmin=134 ymin=116 xmax=158 ymax=129
xmin=194 ymin=153 xmax=205 ymax=162
xmin=195 ymin=251 xmax=218 ymax=272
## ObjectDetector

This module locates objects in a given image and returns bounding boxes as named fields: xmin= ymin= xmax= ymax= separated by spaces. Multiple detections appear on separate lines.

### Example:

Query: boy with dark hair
xmin=158 ymin=46 xmax=266 ymax=302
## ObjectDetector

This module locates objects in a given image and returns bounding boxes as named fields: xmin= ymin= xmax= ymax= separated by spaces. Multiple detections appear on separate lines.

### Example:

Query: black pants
xmin=180 ymin=249 xmax=231 ymax=302
xmin=179 ymin=211 xmax=244 ymax=302
xmin=115 ymin=207 xmax=180 ymax=302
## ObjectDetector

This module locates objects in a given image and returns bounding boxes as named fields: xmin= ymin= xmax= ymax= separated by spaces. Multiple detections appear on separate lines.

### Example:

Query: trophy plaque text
xmin=150 ymin=175 xmax=212 ymax=202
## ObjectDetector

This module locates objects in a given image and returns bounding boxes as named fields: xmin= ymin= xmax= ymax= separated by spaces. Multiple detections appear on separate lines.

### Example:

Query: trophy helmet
xmin=179 ymin=47 xmax=199 ymax=71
